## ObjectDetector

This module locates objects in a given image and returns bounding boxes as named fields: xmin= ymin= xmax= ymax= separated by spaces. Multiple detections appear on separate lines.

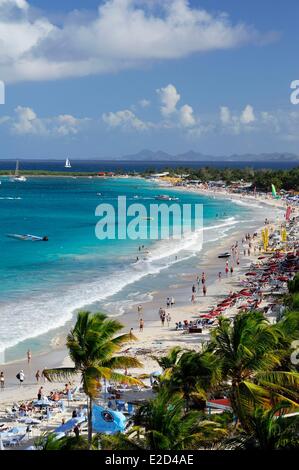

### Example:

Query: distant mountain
xmin=118 ymin=150 xmax=299 ymax=162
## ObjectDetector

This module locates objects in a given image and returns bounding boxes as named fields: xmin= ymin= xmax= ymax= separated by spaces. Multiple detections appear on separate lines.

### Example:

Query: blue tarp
xmin=92 ymin=404 xmax=126 ymax=434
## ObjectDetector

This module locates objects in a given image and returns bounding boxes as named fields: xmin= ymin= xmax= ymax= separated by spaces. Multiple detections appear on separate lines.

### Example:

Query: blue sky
xmin=0 ymin=0 xmax=299 ymax=159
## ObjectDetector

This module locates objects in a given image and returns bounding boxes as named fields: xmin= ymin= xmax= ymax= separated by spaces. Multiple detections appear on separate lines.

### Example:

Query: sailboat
xmin=11 ymin=160 xmax=27 ymax=182
xmin=65 ymin=158 xmax=71 ymax=168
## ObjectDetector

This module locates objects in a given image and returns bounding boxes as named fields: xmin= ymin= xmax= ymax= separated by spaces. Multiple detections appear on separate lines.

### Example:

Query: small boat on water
xmin=7 ymin=234 xmax=49 ymax=242
xmin=218 ymin=252 xmax=231 ymax=259
xmin=65 ymin=158 xmax=71 ymax=168
xmin=155 ymin=194 xmax=179 ymax=201
xmin=10 ymin=161 xmax=27 ymax=182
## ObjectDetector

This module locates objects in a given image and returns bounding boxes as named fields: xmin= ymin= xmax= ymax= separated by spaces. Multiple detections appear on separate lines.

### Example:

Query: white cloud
xmin=10 ymin=105 xmax=87 ymax=136
xmin=12 ymin=106 xmax=48 ymax=135
xmin=157 ymin=84 xmax=181 ymax=116
xmin=54 ymin=114 xmax=89 ymax=136
xmin=180 ymin=104 xmax=196 ymax=127
xmin=139 ymin=99 xmax=150 ymax=108
xmin=0 ymin=0 xmax=270 ymax=83
xmin=220 ymin=106 xmax=231 ymax=124
xmin=102 ymin=109 xmax=150 ymax=130
xmin=219 ymin=104 xmax=255 ymax=134
xmin=240 ymin=104 xmax=255 ymax=124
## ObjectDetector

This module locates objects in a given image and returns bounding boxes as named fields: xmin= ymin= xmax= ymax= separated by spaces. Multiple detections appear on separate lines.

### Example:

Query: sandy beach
xmin=0 ymin=185 xmax=288 ymax=408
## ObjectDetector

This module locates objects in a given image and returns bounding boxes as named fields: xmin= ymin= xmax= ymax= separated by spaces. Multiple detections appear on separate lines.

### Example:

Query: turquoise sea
xmin=0 ymin=176 xmax=256 ymax=361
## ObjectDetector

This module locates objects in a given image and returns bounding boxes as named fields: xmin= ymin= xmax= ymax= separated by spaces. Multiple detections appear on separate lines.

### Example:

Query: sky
xmin=0 ymin=0 xmax=299 ymax=159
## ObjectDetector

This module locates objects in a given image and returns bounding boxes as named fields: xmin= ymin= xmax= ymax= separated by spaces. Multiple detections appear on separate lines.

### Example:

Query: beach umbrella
xmin=245 ymin=272 xmax=257 ymax=276
xmin=258 ymin=256 xmax=267 ymax=260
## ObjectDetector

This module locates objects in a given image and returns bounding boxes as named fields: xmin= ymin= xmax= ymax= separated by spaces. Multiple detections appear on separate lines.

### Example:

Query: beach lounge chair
xmin=127 ymin=403 xmax=134 ymax=415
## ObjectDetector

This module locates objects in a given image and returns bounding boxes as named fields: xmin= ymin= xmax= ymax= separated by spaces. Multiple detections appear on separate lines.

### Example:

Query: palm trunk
xmin=87 ymin=395 xmax=93 ymax=449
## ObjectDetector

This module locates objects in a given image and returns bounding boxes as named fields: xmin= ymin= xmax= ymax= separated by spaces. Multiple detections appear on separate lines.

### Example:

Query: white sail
xmin=11 ymin=160 xmax=27 ymax=182
xmin=65 ymin=158 xmax=71 ymax=168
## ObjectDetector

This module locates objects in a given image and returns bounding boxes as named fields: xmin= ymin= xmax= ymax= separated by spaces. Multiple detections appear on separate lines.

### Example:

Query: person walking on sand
xmin=218 ymin=271 xmax=222 ymax=281
xmin=27 ymin=349 xmax=32 ymax=365
xmin=17 ymin=370 xmax=25 ymax=386
xmin=0 ymin=372 xmax=4 ymax=391
xmin=139 ymin=318 xmax=144 ymax=332
xmin=192 ymin=284 xmax=196 ymax=294
xmin=35 ymin=370 xmax=41 ymax=382
xmin=202 ymin=284 xmax=207 ymax=296
xmin=170 ymin=296 xmax=175 ymax=307
xmin=230 ymin=266 xmax=234 ymax=276
xmin=201 ymin=272 xmax=206 ymax=284
xmin=166 ymin=312 xmax=171 ymax=327
xmin=225 ymin=265 xmax=229 ymax=276
xmin=37 ymin=386 xmax=44 ymax=401
xmin=166 ymin=297 xmax=170 ymax=308
xmin=191 ymin=293 xmax=196 ymax=304
xmin=161 ymin=312 xmax=166 ymax=327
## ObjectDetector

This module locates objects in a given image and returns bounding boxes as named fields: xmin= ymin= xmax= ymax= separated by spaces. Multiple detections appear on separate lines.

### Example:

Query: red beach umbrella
xmin=245 ymin=272 xmax=257 ymax=276
xmin=277 ymin=276 xmax=288 ymax=282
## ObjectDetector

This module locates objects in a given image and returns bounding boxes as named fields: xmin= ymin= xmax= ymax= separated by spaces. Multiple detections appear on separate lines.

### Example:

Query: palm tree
xmin=43 ymin=311 xmax=142 ymax=447
xmin=99 ymin=388 xmax=228 ymax=450
xmin=150 ymin=346 xmax=184 ymax=373
xmin=163 ymin=349 xmax=221 ymax=410
xmin=223 ymin=403 xmax=299 ymax=450
xmin=210 ymin=311 xmax=299 ymax=427
xmin=36 ymin=433 xmax=89 ymax=450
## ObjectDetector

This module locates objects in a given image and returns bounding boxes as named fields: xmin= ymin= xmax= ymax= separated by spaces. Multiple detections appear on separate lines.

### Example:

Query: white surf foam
xmin=0 ymin=217 xmax=238 ymax=354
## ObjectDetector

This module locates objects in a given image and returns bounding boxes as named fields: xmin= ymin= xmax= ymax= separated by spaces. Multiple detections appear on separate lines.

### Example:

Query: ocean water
xmin=0 ymin=159 xmax=298 ymax=172
xmin=0 ymin=176 xmax=254 ymax=361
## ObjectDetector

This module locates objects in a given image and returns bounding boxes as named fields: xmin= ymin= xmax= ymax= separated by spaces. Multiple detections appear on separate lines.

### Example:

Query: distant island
xmin=117 ymin=150 xmax=299 ymax=162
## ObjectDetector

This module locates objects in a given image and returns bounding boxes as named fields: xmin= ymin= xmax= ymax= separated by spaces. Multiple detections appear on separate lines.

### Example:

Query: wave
xmin=229 ymin=199 xmax=265 ymax=209
xmin=0 ymin=217 xmax=238 ymax=355
xmin=0 ymin=197 xmax=22 ymax=200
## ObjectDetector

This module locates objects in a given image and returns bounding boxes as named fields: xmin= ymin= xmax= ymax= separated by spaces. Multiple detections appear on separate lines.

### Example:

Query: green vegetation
xmin=1 ymin=166 xmax=299 ymax=191
xmin=43 ymin=311 xmax=142 ymax=448
xmin=142 ymin=166 xmax=299 ymax=191
xmin=40 ymin=284 xmax=299 ymax=451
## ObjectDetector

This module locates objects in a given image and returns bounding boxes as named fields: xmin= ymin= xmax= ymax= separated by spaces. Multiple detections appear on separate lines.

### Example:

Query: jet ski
xmin=7 ymin=234 xmax=49 ymax=241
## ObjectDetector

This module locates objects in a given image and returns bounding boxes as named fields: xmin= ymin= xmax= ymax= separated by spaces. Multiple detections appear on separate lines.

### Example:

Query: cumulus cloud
xmin=157 ymin=84 xmax=181 ymax=116
xmin=102 ymin=109 xmax=150 ymax=130
xmin=219 ymin=104 xmax=256 ymax=134
xmin=9 ymin=106 xmax=88 ymax=136
xmin=179 ymin=104 xmax=196 ymax=127
xmin=0 ymin=0 xmax=272 ymax=83
xmin=240 ymin=104 xmax=255 ymax=124
xmin=220 ymin=106 xmax=231 ymax=125
xmin=12 ymin=106 xmax=47 ymax=135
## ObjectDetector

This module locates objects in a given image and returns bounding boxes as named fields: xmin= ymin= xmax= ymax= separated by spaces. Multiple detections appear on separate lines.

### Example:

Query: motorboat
xmin=7 ymin=234 xmax=49 ymax=241
xmin=155 ymin=194 xmax=179 ymax=201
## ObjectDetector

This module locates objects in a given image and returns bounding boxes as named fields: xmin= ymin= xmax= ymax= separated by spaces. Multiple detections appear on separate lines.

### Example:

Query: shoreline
xmin=0 ymin=184 xmax=285 ymax=404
